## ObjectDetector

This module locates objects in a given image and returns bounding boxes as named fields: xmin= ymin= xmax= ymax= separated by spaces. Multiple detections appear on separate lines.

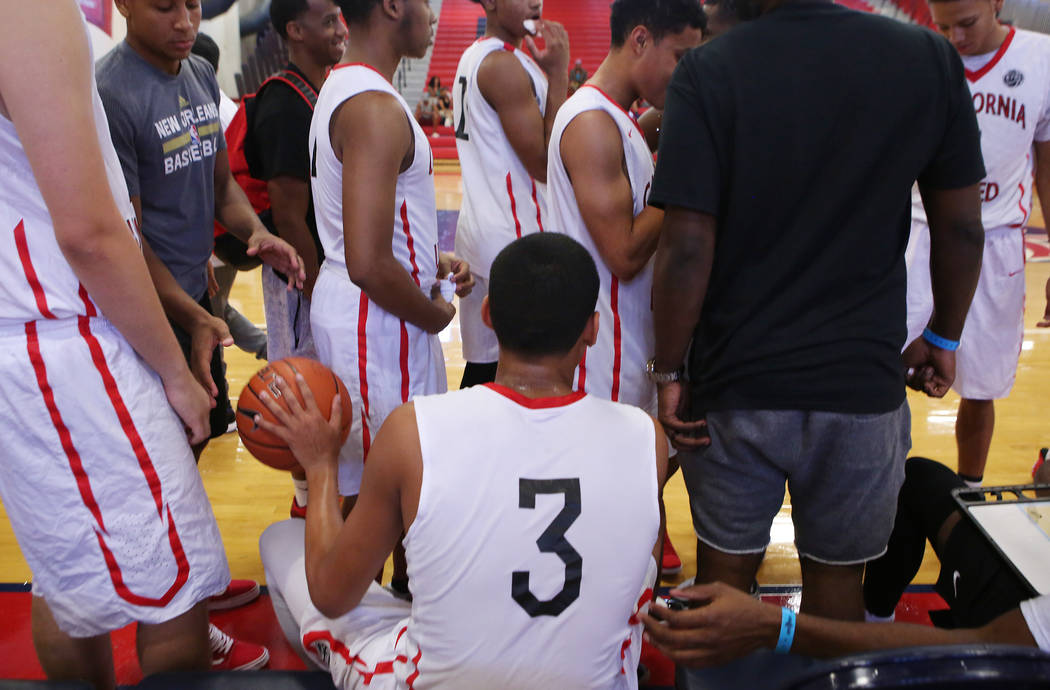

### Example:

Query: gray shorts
xmin=680 ymin=402 xmax=910 ymax=565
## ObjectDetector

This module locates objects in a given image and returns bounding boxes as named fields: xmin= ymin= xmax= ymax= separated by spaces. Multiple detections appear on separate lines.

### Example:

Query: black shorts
xmin=171 ymin=292 xmax=232 ymax=440
xmin=933 ymin=518 xmax=1033 ymax=628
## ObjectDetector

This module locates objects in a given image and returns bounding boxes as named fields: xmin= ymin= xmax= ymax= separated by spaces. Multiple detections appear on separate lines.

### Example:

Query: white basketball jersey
xmin=913 ymin=27 xmax=1050 ymax=229
xmin=548 ymin=86 xmax=657 ymax=412
xmin=310 ymin=64 xmax=439 ymax=285
xmin=402 ymin=384 xmax=660 ymax=689
xmin=454 ymin=37 xmax=549 ymax=278
xmin=0 ymin=14 xmax=138 ymax=326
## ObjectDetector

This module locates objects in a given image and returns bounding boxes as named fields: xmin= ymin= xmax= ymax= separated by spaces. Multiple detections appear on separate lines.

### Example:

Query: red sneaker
xmin=208 ymin=579 xmax=260 ymax=611
xmin=209 ymin=624 xmax=269 ymax=671
xmin=290 ymin=497 xmax=307 ymax=519
xmin=661 ymin=531 xmax=682 ymax=575
xmin=1034 ymin=448 xmax=1048 ymax=479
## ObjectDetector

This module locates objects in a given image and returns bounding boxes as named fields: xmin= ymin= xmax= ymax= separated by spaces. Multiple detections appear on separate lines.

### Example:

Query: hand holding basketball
xmin=253 ymin=373 xmax=345 ymax=474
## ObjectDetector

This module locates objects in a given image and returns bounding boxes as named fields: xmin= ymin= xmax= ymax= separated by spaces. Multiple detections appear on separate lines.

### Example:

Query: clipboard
xmin=953 ymin=484 xmax=1050 ymax=596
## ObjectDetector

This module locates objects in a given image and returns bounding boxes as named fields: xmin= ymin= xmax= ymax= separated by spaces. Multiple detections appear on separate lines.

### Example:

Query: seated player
xmin=260 ymin=234 xmax=669 ymax=688
xmin=641 ymin=457 xmax=1050 ymax=667
xmin=0 ymin=3 xmax=232 ymax=686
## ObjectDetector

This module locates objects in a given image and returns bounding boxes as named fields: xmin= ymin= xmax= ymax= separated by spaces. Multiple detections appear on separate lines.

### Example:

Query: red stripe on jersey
xmin=331 ymin=62 xmax=393 ymax=87
xmin=26 ymin=321 xmax=189 ymax=607
xmin=621 ymin=587 xmax=653 ymax=674
xmin=610 ymin=277 xmax=622 ymax=402
xmin=302 ymin=631 xmax=406 ymax=682
xmin=580 ymin=84 xmax=646 ymax=140
xmin=485 ymin=383 xmax=587 ymax=409
xmin=577 ymin=349 xmax=588 ymax=392
xmin=406 ymin=645 xmax=423 ymax=689
xmin=399 ymin=320 xmax=410 ymax=403
xmin=966 ymin=26 xmax=1015 ymax=82
xmin=358 ymin=295 xmax=372 ymax=458
xmin=506 ymin=173 xmax=523 ymax=238
xmin=531 ymin=179 xmax=545 ymax=232
xmin=14 ymin=220 xmax=57 ymax=319
xmin=77 ymin=284 xmax=97 ymax=318
xmin=401 ymin=201 xmax=421 ymax=287
xmin=502 ymin=42 xmax=515 ymax=52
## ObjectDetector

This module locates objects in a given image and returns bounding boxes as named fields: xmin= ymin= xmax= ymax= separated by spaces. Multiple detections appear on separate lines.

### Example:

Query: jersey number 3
xmin=512 ymin=478 xmax=582 ymax=617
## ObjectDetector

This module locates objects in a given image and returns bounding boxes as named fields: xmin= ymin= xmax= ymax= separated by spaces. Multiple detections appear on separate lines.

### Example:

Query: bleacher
xmin=422 ymin=0 xmax=613 ymax=160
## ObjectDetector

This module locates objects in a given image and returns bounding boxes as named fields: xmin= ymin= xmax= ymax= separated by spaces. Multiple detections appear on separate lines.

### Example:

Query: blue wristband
xmin=775 ymin=607 xmax=796 ymax=654
xmin=922 ymin=327 xmax=960 ymax=352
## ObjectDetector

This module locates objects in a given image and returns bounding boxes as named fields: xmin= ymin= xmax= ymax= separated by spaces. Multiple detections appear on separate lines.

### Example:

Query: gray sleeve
xmin=96 ymin=80 xmax=142 ymax=200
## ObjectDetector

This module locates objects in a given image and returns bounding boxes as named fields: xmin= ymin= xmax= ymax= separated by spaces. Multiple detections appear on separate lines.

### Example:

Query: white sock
xmin=963 ymin=478 xmax=983 ymax=489
xmin=865 ymin=610 xmax=895 ymax=623
xmin=293 ymin=478 xmax=309 ymax=507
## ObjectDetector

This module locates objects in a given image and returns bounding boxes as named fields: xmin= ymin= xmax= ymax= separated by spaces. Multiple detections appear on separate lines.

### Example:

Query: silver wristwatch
xmin=645 ymin=359 xmax=683 ymax=384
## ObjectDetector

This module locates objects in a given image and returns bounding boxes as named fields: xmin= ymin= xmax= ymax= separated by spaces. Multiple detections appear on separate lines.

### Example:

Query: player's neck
xmin=588 ymin=55 xmax=639 ymax=112
xmin=493 ymin=359 xmax=578 ymax=399
xmin=979 ymin=23 xmax=1011 ymax=55
xmin=124 ymin=36 xmax=181 ymax=76
xmin=343 ymin=28 xmax=402 ymax=81
xmin=485 ymin=22 xmax=523 ymax=49
xmin=286 ymin=48 xmax=329 ymax=91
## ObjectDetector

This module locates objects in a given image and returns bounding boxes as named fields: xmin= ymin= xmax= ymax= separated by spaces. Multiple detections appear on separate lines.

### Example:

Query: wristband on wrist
xmin=922 ymin=327 xmax=960 ymax=352
xmin=775 ymin=607 xmax=796 ymax=655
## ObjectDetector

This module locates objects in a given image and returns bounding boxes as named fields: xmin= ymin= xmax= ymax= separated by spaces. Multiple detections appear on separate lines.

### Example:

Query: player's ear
xmin=481 ymin=296 xmax=494 ymax=329
xmin=285 ymin=18 xmax=304 ymax=42
xmin=583 ymin=312 xmax=599 ymax=347
xmin=381 ymin=0 xmax=400 ymax=21
xmin=629 ymin=25 xmax=651 ymax=55
xmin=114 ymin=0 xmax=131 ymax=19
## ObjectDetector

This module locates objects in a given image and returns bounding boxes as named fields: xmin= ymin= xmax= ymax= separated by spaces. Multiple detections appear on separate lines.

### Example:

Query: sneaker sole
xmin=232 ymin=648 xmax=270 ymax=671
xmin=208 ymin=582 xmax=261 ymax=611
xmin=660 ymin=564 xmax=683 ymax=576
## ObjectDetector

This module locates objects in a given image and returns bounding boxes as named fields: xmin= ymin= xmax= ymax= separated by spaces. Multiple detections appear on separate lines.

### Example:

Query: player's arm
xmin=638 ymin=108 xmax=663 ymax=153
xmin=213 ymin=149 xmax=305 ymax=288
xmin=477 ymin=24 xmax=569 ymax=182
xmin=0 ymin=0 xmax=212 ymax=442
xmin=334 ymin=92 xmax=454 ymax=334
xmin=641 ymin=582 xmax=1036 ymax=668
xmin=1034 ymin=140 xmax=1050 ymax=327
xmin=561 ymin=111 xmax=663 ymax=281
xmin=268 ymin=176 xmax=320 ymax=297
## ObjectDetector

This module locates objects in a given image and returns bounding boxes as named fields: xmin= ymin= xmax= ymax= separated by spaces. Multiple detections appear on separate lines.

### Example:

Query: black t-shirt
xmin=247 ymin=63 xmax=323 ymax=262
xmin=649 ymin=1 xmax=984 ymax=414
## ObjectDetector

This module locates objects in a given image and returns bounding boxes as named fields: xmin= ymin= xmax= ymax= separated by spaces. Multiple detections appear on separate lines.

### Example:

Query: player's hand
xmin=657 ymin=380 xmax=709 ymax=451
xmin=426 ymin=290 xmax=457 ymax=334
xmin=246 ymin=229 xmax=305 ymax=290
xmin=162 ymin=367 xmax=213 ymax=445
xmin=902 ymin=335 xmax=955 ymax=398
xmin=207 ymin=261 xmax=220 ymax=298
xmin=254 ymin=373 xmax=344 ymax=473
xmin=525 ymin=20 xmax=570 ymax=79
xmin=438 ymin=251 xmax=474 ymax=297
xmin=639 ymin=582 xmax=781 ymax=668
xmin=189 ymin=313 xmax=234 ymax=400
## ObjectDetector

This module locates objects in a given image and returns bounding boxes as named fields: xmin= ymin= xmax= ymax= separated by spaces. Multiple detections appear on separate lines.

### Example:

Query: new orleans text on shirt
xmin=155 ymin=99 xmax=221 ymax=175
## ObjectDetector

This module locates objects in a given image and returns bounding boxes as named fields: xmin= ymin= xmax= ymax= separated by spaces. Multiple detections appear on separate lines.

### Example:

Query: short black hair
xmin=610 ymin=0 xmax=707 ymax=47
xmin=270 ymin=0 xmax=310 ymax=39
xmin=191 ymin=33 xmax=220 ymax=72
xmin=488 ymin=234 xmax=599 ymax=357
xmin=335 ymin=0 xmax=383 ymax=24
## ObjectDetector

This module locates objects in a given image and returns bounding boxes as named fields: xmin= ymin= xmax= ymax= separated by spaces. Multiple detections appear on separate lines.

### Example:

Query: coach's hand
xmin=525 ymin=20 xmax=570 ymax=80
xmin=246 ymin=229 xmax=305 ymax=291
xmin=255 ymin=373 xmax=344 ymax=473
xmin=902 ymin=336 xmax=955 ymax=398
xmin=640 ymin=582 xmax=781 ymax=668
xmin=163 ymin=368 xmax=213 ymax=445
xmin=657 ymin=380 xmax=709 ymax=451
xmin=189 ymin=313 xmax=233 ymax=400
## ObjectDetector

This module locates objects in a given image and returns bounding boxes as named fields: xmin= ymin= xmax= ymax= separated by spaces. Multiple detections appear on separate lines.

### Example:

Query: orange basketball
xmin=236 ymin=357 xmax=351 ymax=471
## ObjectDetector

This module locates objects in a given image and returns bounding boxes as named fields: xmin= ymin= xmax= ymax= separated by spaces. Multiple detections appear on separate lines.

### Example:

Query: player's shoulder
xmin=183 ymin=53 xmax=220 ymax=91
xmin=1012 ymin=28 xmax=1050 ymax=59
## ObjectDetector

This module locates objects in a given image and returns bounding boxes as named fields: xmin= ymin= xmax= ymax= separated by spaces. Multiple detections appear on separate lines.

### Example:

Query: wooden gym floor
xmin=0 ymin=170 xmax=1047 ymax=592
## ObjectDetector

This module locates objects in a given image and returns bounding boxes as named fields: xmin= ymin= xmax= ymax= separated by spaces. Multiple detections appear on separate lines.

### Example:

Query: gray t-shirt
xmin=96 ymin=42 xmax=225 ymax=301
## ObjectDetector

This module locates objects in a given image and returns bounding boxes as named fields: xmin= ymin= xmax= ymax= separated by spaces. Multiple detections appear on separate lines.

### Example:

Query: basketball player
xmin=546 ymin=0 xmax=704 ymax=576
xmin=907 ymin=0 xmax=1050 ymax=486
xmin=0 ymin=3 xmax=234 ymax=685
xmin=260 ymin=233 xmax=668 ymax=689
xmin=248 ymin=0 xmax=348 ymax=519
xmin=308 ymin=0 xmax=472 ymax=510
xmin=452 ymin=0 xmax=570 ymax=387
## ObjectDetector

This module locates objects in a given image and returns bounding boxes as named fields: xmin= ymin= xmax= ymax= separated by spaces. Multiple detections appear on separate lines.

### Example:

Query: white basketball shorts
xmin=311 ymin=261 xmax=447 ymax=496
xmin=0 ymin=317 xmax=230 ymax=637
xmin=457 ymin=273 xmax=499 ymax=364
xmin=261 ymin=519 xmax=415 ymax=690
xmin=905 ymin=221 xmax=1025 ymax=400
